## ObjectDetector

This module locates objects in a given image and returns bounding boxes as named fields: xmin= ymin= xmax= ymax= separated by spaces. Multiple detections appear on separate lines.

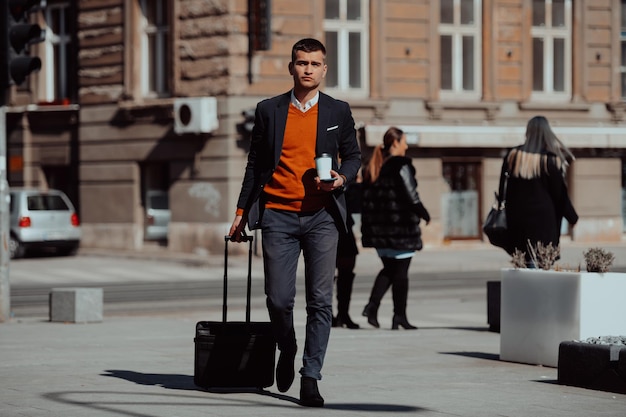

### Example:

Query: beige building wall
xmin=570 ymin=158 xmax=623 ymax=242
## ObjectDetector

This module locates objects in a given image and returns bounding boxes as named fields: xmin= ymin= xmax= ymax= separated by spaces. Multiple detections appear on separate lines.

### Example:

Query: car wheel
xmin=9 ymin=235 xmax=25 ymax=259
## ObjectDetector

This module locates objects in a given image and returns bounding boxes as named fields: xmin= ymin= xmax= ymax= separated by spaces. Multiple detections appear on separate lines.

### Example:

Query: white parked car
xmin=144 ymin=190 xmax=170 ymax=241
xmin=9 ymin=188 xmax=81 ymax=259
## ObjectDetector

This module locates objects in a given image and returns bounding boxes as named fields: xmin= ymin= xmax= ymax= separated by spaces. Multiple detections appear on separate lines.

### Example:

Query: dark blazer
xmin=503 ymin=147 xmax=578 ymax=255
xmin=361 ymin=156 xmax=430 ymax=251
xmin=236 ymin=91 xmax=362 ymax=232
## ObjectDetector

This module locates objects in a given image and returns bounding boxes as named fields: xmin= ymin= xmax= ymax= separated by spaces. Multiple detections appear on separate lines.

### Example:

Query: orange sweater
xmin=263 ymin=103 xmax=330 ymax=212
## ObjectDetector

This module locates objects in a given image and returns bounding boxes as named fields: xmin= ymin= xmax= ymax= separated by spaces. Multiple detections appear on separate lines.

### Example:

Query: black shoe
xmin=276 ymin=348 xmax=296 ymax=393
xmin=362 ymin=303 xmax=380 ymax=328
xmin=331 ymin=316 xmax=338 ymax=327
xmin=335 ymin=314 xmax=360 ymax=329
xmin=300 ymin=377 xmax=324 ymax=407
xmin=391 ymin=315 xmax=417 ymax=330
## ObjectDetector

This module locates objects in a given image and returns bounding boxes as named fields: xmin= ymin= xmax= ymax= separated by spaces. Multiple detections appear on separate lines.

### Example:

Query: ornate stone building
xmin=5 ymin=0 xmax=626 ymax=255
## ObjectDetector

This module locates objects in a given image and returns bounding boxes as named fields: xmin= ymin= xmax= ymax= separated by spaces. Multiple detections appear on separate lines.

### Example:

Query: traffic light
xmin=2 ymin=0 xmax=45 ymax=86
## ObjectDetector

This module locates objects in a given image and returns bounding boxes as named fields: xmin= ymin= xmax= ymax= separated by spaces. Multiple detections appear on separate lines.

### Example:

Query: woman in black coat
xmin=502 ymin=116 xmax=578 ymax=264
xmin=361 ymin=127 xmax=430 ymax=330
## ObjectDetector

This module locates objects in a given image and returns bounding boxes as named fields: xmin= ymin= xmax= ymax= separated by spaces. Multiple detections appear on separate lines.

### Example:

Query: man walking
xmin=229 ymin=38 xmax=361 ymax=407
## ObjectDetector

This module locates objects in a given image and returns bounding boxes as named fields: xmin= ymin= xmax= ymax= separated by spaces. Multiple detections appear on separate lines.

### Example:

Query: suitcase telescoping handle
xmin=223 ymin=234 xmax=254 ymax=323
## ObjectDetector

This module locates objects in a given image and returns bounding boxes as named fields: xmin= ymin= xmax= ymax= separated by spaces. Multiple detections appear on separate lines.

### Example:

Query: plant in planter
xmin=510 ymin=249 xmax=526 ymax=269
xmin=527 ymin=241 xmax=561 ymax=270
xmin=499 ymin=242 xmax=626 ymax=367
xmin=583 ymin=247 xmax=615 ymax=273
xmin=487 ymin=243 xmax=575 ymax=333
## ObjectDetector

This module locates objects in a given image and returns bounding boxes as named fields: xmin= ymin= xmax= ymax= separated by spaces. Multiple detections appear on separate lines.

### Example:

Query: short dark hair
xmin=291 ymin=38 xmax=326 ymax=62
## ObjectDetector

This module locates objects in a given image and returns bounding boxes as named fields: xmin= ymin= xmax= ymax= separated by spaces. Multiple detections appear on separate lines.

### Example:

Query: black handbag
xmin=483 ymin=172 xmax=509 ymax=250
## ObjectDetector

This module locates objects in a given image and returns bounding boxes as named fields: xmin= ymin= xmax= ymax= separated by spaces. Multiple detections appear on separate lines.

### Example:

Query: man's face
xmin=289 ymin=49 xmax=327 ymax=92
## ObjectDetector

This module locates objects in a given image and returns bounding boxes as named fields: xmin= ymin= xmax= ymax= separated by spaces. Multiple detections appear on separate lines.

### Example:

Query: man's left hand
xmin=315 ymin=169 xmax=345 ymax=192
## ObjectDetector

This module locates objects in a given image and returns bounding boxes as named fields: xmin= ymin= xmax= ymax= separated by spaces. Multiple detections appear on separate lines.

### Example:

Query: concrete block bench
xmin=558 ymin=340 xmax=626 ymax=394
xmin=49 ymin=287 xmax=103 ymax=323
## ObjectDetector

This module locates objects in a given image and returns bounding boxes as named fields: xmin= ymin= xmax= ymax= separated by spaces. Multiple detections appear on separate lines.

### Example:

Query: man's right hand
xmin=229 ymin=215 xmax=246 ymax=242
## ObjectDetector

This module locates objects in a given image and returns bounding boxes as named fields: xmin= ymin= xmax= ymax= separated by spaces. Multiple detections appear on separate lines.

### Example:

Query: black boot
xmin=362 ymin=269 xmax=391 ymax=328
xmin=362 ymin=302 xmax=380 ymax=328
xmin=335 ymin=314 xmax=359 ymax=329
xmin=391 ymin=314 xmax=417 ymax=330
xmin=391 ymin=261 xmax=417 ymax=330
xmin=336 ymin=272 xmax=359 ymax=329
xmin=275 ymin=327 xmax=297 ymax=392
xmin=300 ymin=377 xmax=324 ymax=407
xmin=276 ymin=345 xmax=297 ymax=392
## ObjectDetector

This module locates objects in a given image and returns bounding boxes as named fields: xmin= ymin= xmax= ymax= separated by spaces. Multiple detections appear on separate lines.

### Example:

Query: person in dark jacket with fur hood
xmin=360 ymin=127 xmax=430 ymax=330
xmin=501 ymin=115 xmax=578 ymax=265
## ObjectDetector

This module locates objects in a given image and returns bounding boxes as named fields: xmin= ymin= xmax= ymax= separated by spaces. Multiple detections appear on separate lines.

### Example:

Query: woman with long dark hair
xmin=360 ymin=127 xmax=430 ymax=330
xmin=502 ymin=115 xmax=578 ymax=264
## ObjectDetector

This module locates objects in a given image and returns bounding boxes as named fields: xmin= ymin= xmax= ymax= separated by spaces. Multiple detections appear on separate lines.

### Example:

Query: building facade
xmin=4 ymin=0 xmax=626 ymax=256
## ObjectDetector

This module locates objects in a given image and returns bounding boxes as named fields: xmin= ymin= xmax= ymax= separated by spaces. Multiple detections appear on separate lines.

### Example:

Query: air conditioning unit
xmin=173 ymin=97 xmax=218 ymax=134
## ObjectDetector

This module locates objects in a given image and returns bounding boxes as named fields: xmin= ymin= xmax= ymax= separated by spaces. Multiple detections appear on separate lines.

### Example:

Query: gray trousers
xmin=261 ymin=207 xmax=338 ymax=380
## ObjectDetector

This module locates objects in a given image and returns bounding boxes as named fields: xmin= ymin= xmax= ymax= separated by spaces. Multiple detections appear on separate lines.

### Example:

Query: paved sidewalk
xmin=78 ymin=238 xmax=626 ymax=274
xmin=1 ymin=240 xmax=626 ymax=417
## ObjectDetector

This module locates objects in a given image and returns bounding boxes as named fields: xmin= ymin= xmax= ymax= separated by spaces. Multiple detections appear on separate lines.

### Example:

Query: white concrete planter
xmin=500 ymin=268 xmax=626 ymax=367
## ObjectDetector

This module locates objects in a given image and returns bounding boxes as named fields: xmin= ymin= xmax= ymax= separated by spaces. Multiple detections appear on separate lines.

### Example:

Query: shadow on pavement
xmin=420 ymin=326 xmax=492 ymax=332
xmin=43 ymin=390 xmax=295 ymax=417
xmin=439 ymin=351 xmax=500 ymax=362
xmin=102 ymin=370 xmax=198 ymax=391
xmin=100 ymin=370 xmax=424 ymax=412
xmin=323 ymin=403 xmax=426 ymax=412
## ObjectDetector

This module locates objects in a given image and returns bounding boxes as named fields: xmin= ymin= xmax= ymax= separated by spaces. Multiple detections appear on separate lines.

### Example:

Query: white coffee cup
xmin=315 ymin=153 xmax=332 ymax=180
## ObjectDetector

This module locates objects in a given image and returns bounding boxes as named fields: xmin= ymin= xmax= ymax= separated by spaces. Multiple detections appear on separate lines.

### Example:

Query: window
xmin=323 ymin=0 xmax=369 ymax=97
xmin=124 ymin=0 xmax=172 ymax=100
xmin=27 ymin=195 xmax=69 ymax=211
xmin=439 ymin=0 xmax=482 ymax=98
xmin=41 ymin=2 xmax=73 ymax=104
xmin=531 ymin=0 xmax=571 ymax=99
xmin=621 ymin=0 xmax=626 ymax=99
xmin=139 ymin=0 xmax=170 ymax=97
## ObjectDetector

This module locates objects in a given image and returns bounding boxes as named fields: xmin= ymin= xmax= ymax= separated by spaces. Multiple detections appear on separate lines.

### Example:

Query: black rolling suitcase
xmin=194 ymin=235 xmax=276 ymax=389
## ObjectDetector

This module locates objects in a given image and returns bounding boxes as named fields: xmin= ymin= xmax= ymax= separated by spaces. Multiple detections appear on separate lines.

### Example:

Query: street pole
xmin=0 ymin=0 xmax=9 ymax=322
xmin=0 ymin=105 xmax=9 ymax=322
